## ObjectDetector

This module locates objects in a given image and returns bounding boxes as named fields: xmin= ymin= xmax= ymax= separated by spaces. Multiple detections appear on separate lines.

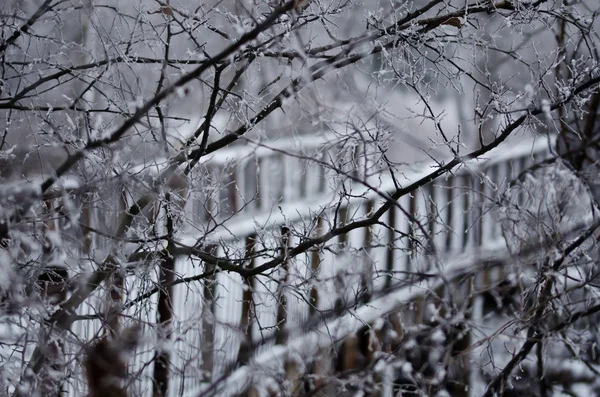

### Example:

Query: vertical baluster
xmin=279 ymin=225 xmax=310 ymax=396
xmin=170 ymin=257 xmax=190 ymax=397
xmin=444 ymin=175 xmax=455 ymax=252
xmin=79 ymin=194 xmax=91 ymax=254
xmin=335 ymin=142 xmax=351 ymax=192
xmin=461 ymin=173 xmax=474 ymax=251
xmin=366 ymin=198 xmax=385 ymax=293
xmin=308 ymin=148 xmax=329 ymax=197
xmin=238 ymin=235 xmax=256 ymax=364
xmin=87 ymin=193 xmax=99 ymax=253
xmin=385 ymin=193 xmax=412 ymax=287
xmin=250 ymin=237 xmax=275 ymax=354
xmin=317 ymin=150 xmax=328 ymax=194
xmin=243 ymin=157 xmax=258 ymax=214
xmin=447 ymin=172 xmax=464 ymax=252
xmin=424 ymin=183 xmax=437 ymax=252
xmin=273 ymin=154 xmax=285 ymax=205
xmin=411 ymin=187 xmax=429 ymax=269
xmin=258 ymin=154 xmax=285 ymax=211
xmin=321 ymin=142 xmax=338 ymax=195
xmin=295 ymin=229 xmax=313 ymax=328
xmin=405 ymin=192 xmax=418 ymax=274
xmin=495 ymin=160 xmax=509 ymax=238
xmin=337 ymin=204 xmax=349 ymax=250
xmin=352 ymin=142 xmax=363 ymax=180
xmin=275 ymin=227 xmax=291 ymax=344
xmin=215 ymin=164 xmax=232 ymax=219
xmin=472 ymin=171 xmax=484 ymax=249
xmin=334 ymin=203 xmax=353 ymax=311
xmin=513 ymin=156 xmax=525 ymax=208
xmin=480 ymin=166 xmax=490 ymax=246
xmin=190 ymin=168 xmax=204 ymax=225
xmin=236 ymin=159 xmax=247 ymax=215
xmin=305 ymin=151 xmax=316 ymax=198
xmin=484 ymin=164 xmax=499 ymax=241
xmin=124 ymin=266 xmax=158 ymax=396
xmin=308 ymin=216 xmax=323 ymax=317
xmin=299 ymin=156 xmax=308 ymax=199
xmin=468 ymin=271 xmax=485 ymax=397
xmin=461 ymin=171 xmax=478 ymax=251
xmin=257 ymin=156 xmax=268 ymax=212
xmin=319 ymin=208 xmax=338 ymax=313
xmin=385 ymin=201 xmax=396 ymax=290
xmin=200 ymin=244 xmax=218 ymax=386
xmin=363 ymin=198 xmax=374 ymax=267
xmin=430 ymin=181 xmax=448 ymax=254
xmin=348 ymin=202 xmax=369 ymax=303
xmin=230 ymin=163 xmax=240 ymax=214
xmin=282 ymin=153 xmax=294 ymax=203
xmin=212 ymin=242 xmax=244 ymax=378
xmin=206 ymin=165 xmax=218 ymax=223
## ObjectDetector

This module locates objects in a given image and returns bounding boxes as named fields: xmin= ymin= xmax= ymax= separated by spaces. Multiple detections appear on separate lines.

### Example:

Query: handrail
xmin=180 ymin=134 xmax=556 ymax=244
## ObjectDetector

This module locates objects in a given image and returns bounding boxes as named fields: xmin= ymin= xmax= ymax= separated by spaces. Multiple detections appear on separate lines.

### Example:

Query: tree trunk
xmin=152 ymin=201 xmax=176 ymax=397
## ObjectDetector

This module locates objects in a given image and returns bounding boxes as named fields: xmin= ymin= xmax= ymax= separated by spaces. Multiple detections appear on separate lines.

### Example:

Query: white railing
xmin=65 ymin=132 xmax=555 ymax=396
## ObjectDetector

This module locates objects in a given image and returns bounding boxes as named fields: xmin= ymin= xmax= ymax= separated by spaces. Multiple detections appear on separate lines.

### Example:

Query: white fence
xmin=65 ymin=133 xmax=554 ymax=396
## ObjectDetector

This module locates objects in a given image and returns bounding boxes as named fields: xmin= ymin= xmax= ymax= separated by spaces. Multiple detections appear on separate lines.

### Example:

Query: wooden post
xmin=407 ymin=192 xmax=417 ymax=272
xmin=309 ymin=217 xmax=322 ymax=316
xmin=385 ymin=202 xmax=396 ymax=291
xmin=201 ymin=245 xmax=218 ymax=383
xmin=106 ymin=191 xmax=128 ymax=337
xmin=238 ymin=235 xmax=256 ymax=364
xmin=360 ymin=200 xmax=375 ymax=304
xmin=275 ymin=227 xmax=290 ymax=345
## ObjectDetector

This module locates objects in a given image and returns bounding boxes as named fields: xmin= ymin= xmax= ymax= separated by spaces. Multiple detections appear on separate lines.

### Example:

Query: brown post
xmin=385 ymin=202 xmax=396 ymax=290
xmin=275 ymin=227 xmax=290 ymax=344
xmin=360 ymin=200 xmax=375 ymax=303
xmin=309 ymin=217 xmax=322 ymax=315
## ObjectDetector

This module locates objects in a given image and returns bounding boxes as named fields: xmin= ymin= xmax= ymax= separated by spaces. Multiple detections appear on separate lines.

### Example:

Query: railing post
xmin=407 ymin=189 xmax=420 ymax=271
xmin=309 ymin=217 xmax=322 ymax=317
xmin=481 ymin=164 xmax=496 ymax=242
xmin=460 ymin=174 xmax=473 ymax=250
xmin=472 ymin=171 xmax=483 ymax=248
xmin=361 ymin=200 xmax=376 ymax=304
xmin=494 ymin=160 xmax=509 ymax=239
xmin=238 ymin=235 xmax=256 ymax=365
xmin=201 ymin=245 xmax=218 ymax=385
xmin=385 ymin=201 xmax=396 ymax=291
xmin=468 ymin=272 xmax=485 ymax=397
xmin=275 ymin=227 xmax=291 ymax=344
xmin=429 ymin=181 xmax=448 ymax=254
